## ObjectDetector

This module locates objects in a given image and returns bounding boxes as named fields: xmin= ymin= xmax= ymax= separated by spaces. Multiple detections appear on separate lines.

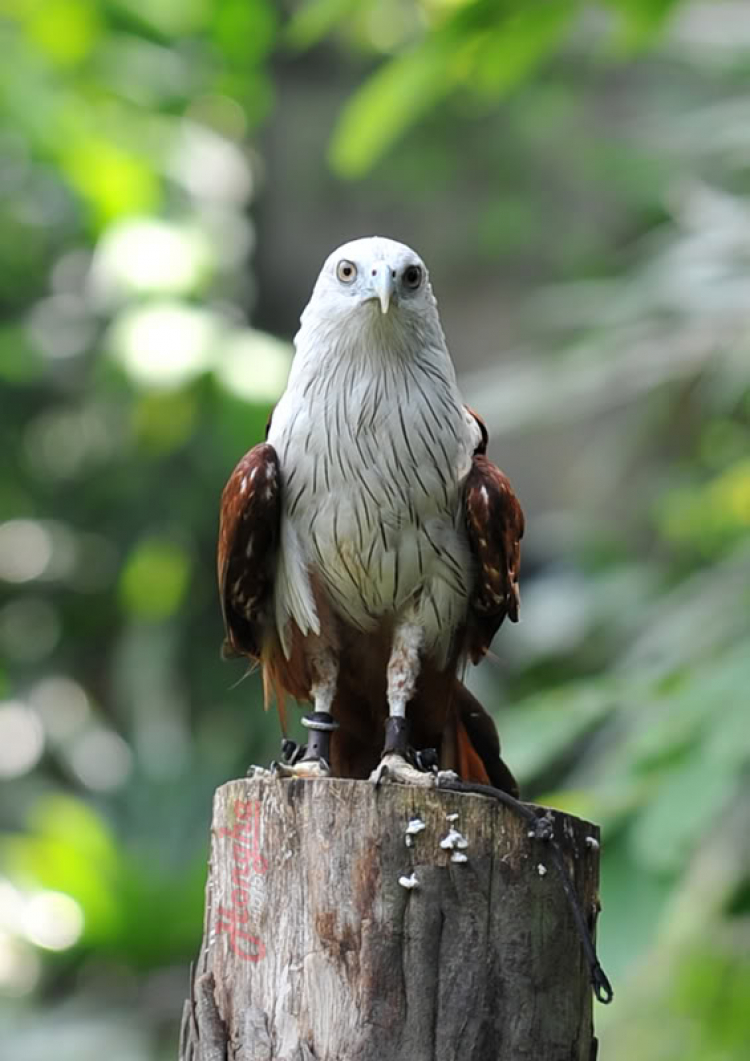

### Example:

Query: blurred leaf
xmin=2 ymin=794 xmax=121 ymax=942
xmin=499 ymin=680 xmax=614 ymax=781
xmin=111 ymin=0 xmax=211 ymax=36
xmin=132 ymin=392 xmax=199 ymax=455
xmin=599 ymin=833 xmax=673 ymax=979
xmin=285 ymin=0 xmax=362 ymax=49
xmin=215 ymin=329 xmax=292 ymax=404
xmin=24 ymin=0 xmax=102 ymax=66
xmin=605 ymin=0 xmax=685 ymax=47
xmin=330 ymin=1 xmax=576 ymax=176
xmin=329 ymin=37 xmax=458 ymax=177
xmin=630 ymin=748 xmax=740 ymax=875
xmin=471 ymin=3 xmax=575 ymax=96
xmin=658 ymin=457 xmax=750 ymax=555
xmin=62 ymin=139 xmax=160 ymax=226
xmin=2 ymin=790 xmax=206 ymax=963
xmin=118 ymin=538 xmax=191 ymax=622
xmin=108 ymin=302 xmax=220 ymax=391
xmin=91 ymin=217 xmax=215 ymax=300
xmin=214 ymin=0 xmax=277 ymax=66
xmin=0 ymin=326 xmax=43 ymax=383
xmin=724 ymin=878 xmax=750 ymax=918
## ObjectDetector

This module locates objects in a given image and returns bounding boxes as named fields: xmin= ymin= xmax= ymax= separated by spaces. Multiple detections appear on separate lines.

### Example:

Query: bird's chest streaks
xmin=271 ymin=379 xmax=472 ymax=638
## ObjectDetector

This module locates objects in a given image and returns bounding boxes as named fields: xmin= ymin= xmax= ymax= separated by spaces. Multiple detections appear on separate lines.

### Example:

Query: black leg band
xmin=383 ymin=716 xmax=409 ymax=758
xmin=301 ymin=711 xmax=338 ymax=763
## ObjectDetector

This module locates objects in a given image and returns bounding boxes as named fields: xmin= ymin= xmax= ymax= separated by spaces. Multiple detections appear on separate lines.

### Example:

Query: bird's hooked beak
xmin=369 ymin=264 xmax=395 ymax=314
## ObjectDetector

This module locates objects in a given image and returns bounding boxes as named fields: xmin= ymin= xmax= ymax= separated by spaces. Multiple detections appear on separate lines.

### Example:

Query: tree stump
xmin=179 ymin=777 xmax=602 ymax=1061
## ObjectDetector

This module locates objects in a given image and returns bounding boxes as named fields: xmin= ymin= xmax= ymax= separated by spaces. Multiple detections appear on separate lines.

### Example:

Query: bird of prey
xmin=218 ymin=236 xmax=523 ymax=794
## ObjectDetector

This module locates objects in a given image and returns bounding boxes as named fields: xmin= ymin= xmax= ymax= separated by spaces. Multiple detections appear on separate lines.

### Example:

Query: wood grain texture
xmin=179 ymin=778 xmax=601 ymax=1061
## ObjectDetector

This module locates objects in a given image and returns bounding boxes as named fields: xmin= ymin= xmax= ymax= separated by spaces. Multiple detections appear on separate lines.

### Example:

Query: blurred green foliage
xmin=1 ymin=0 xmax=749 ymax=1058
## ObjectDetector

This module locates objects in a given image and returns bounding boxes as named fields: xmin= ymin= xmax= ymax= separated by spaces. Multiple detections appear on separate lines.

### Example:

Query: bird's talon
xmin=371 ymin=753 xmax=437 ymax=788
xmin=372 ymin=762 xmax=389 ymax=788
xmin=246 ymin=764 xmax=276 ymax=779
xmin=414 ymin=747 xmax=439 ymax=773
xmin=280 ymin=738 xmax=305 ymax=765
xmin=272 ymin=757 xmax=332 ymax=779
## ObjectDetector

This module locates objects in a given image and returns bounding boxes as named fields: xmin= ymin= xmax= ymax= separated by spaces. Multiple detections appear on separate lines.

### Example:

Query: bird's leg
xmin=372 ymin=623 xmax=435 ymax=787
xmin=274 ymin=648 xmax=338 ymax=779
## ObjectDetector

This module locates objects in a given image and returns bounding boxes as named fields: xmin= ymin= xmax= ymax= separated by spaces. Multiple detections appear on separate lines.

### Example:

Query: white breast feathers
xmin=269 ymin=351 xmax=477 ymax=665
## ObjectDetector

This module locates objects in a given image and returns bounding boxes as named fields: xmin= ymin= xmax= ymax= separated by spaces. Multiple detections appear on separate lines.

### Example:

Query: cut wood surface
xmin=179 ymin=777 xmax=602 ymax=1061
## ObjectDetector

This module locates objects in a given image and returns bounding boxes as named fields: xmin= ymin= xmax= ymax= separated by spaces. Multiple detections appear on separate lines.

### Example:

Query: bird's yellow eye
xmin=336 ymin=259 xmax=357 ymax=284
xmin=403 ymin=264 xmax=423 ymax=290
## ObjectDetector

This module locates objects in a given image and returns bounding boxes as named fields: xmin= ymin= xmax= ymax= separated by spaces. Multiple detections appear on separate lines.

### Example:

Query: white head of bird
xmin=296 ymin=236 xmax=448 ymax=360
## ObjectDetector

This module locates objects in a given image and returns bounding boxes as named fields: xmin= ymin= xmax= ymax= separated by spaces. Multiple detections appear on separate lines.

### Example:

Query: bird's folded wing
xmin=464 ymin=450 xmax=525 ymax=663
xmin=218 ymin=442 xmax=281 ymax=660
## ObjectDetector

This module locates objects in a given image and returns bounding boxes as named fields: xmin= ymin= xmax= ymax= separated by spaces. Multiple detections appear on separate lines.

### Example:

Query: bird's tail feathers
xmin=452 ymin=679 xmax=519 ymax=798
xmin=455 ymin=715 xmax=493 ymax=786
xmin=261 ymin=642 xmax=287 ymax=737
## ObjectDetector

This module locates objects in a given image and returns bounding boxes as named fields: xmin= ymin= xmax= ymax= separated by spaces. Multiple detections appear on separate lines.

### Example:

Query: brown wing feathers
xmin=218 ymin=443 xmax=281 ymax=660
xmin=464 ymin=453 xmax=524 ymax=664
xmin=455 ymin=412 xmax=524 ymax=794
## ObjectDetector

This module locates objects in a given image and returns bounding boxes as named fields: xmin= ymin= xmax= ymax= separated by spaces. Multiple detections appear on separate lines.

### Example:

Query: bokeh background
xmin=2 ymin=0 xmax=750 ymax=1057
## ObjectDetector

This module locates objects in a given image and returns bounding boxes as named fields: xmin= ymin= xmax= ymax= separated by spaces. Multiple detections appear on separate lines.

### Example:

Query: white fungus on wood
xmin=405 ymin=817 xmax=426 ymax=847
xmin=446 ymin=812 xmax=459 ymax=822
xmin=450 ymin=852 xmax=468 ymax=864
xmin=398 ymin=872 xmax=420 ymax=890
xmin=537 ymin=864 xmax=547 ymax=877
xmin=440 ymin=827 xmax=469 ymax=851
xmin=585 ymin=836 xmax=600 ymax=851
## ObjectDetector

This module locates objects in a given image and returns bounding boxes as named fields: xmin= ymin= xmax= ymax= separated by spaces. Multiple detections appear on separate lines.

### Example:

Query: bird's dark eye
xmin=402 ymin=264 xmax=423 ymax=290
xmin=336 ymin=259 xmax=357 ymax=284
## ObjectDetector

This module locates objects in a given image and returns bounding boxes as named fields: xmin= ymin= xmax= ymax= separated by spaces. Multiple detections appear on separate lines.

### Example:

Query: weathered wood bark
xmin=179 ymin=778 xmax=602 ymax=1061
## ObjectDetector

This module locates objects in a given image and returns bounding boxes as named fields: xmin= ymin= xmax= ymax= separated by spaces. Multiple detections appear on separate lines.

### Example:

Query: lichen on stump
xmin=179 ymin=777 xmax=602 ymax=1061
